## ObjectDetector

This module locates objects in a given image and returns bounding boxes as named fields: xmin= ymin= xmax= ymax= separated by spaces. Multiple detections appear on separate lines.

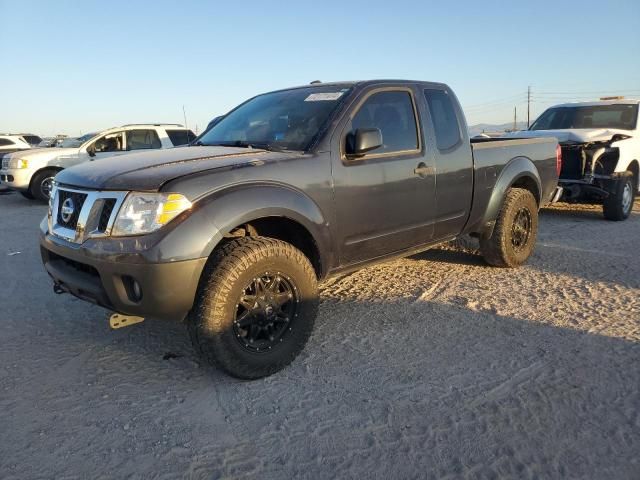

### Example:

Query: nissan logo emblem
xmin=60 ymin=197 xmax=75 ymax=223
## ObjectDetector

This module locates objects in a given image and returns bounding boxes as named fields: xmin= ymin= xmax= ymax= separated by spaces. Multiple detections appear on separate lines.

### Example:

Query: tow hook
xmin=53 ymin=283 xmax=65 ymax=295
xmin=109 ymin=312 xmax=145 ymax=330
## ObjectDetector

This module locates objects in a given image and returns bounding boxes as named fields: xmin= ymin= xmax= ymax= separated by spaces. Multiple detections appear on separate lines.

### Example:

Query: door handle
xmin=414 ymin=163 xmax=434 ymax=177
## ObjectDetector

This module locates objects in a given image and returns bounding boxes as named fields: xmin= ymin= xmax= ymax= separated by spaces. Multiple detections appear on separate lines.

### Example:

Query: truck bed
xmin=463 ymin=136 xmax=559 ymax=235
xmin=471 ymin=137 xmax=558 ymax=199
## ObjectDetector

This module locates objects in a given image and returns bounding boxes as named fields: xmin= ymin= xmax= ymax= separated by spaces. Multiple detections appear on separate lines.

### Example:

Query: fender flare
xmin=627 ymin=159 xmax=639 ymax=190
xmin=479 ymin=156 xmax=542 ymax=233
xmin=153 ymin=183 xmax=331 ymax=266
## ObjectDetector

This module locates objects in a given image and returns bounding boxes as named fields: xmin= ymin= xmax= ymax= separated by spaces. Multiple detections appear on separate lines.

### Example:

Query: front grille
xmin=98 ymin=199 xmax=116 ymax=232
xmin=48 ymin=251 xmax=100 ymax=278
xmin=50 ymin=188 xmax=127 ymax=243
xmin=56 ymin=190 xmax=88 ymax=229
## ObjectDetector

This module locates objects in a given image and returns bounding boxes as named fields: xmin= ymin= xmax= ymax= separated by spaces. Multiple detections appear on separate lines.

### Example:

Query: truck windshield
xmin=530 ymin=104 xmax=638 ymax=131
xmin=196 ymin=86 xmax=352 ymax=151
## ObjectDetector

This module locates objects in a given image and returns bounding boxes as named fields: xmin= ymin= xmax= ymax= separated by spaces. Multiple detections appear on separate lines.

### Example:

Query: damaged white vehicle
xmin=507 ymin=99 xmax=639 ymax=220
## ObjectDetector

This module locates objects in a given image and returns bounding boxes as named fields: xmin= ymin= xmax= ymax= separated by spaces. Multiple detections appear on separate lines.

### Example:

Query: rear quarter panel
xmin=465 ymin=137 xmax=558 ymax=235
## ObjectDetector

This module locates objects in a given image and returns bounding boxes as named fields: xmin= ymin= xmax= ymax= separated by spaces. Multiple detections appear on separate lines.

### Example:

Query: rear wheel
xmin=30 ymin=169 xmax=57 ymax=202
xmin=187 ymin=237 xmax=318 ymax=379
xmin=480 ymin=187 xmax=538 ymax=268
xmin=603 ymin=172 xmax=634 ymax=221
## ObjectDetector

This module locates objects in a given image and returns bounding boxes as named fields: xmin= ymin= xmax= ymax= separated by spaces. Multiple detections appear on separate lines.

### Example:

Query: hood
xmin=55 ymin=146 xmax=300 ymax=191
xmin=504 ymin=128 xmax=631 ymax=144
xmin=4 ymin=147 xmax=80 ymax=161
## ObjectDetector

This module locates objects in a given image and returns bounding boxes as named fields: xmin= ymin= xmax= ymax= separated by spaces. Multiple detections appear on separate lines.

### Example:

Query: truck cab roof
xmin=271 ymin=79 xmax=449 ymax=94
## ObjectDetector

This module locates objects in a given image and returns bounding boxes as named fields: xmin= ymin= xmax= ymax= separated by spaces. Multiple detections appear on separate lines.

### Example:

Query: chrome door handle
xmin=414 ymin=163 xmax=434 ymax=177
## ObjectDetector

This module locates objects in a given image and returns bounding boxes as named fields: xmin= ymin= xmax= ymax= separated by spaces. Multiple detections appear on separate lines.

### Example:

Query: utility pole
xmin=513 ymin=106 xmax=517 ymax=131
xmin=182 ymin=105 xmax=188 ymax=129
xmin=527 ymin=86 xmax=531 ymax=128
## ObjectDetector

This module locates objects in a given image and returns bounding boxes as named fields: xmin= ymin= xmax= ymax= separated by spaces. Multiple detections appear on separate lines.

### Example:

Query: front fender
xmin=48 ymin=154 xmax=81 ymax=168
xmin=480 ymin=156 xmax=541 ymax=230
xmin=152 ymin=183 xmax=331 ymax=264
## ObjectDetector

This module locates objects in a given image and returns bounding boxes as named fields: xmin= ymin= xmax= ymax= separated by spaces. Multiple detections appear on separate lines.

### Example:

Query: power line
xmin=462 ymin=93 xmax=527 ymax=109
xmin=464 ymin=88 xmax=639 ymax=111
xmin=464 ymin=100 xmax=528 ymax=113
xmin=464 ymin=85 xmax=640 ymax=126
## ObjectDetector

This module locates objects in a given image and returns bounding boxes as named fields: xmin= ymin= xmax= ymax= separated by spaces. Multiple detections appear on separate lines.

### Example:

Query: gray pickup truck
xmin=40 ymin=80 xmax=560 ymax=378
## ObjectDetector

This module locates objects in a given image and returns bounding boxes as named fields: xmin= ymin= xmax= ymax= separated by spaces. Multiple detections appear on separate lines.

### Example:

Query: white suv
xmin=1 ymin=124 xmax=195 ymax=201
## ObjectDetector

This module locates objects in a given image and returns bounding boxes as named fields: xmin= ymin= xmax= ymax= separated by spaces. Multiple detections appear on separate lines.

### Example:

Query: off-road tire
xmin=480 ymin=187 xmax=538 ymax=268
xmin=19 ymin=191 xmax=35 ymax=199
xmin=603 ymin=172 xmax=635 ymax=221
xmin=187 ymin=236 xmax=318 ymax=379
xmin=30 ymin=169 xmax=57 ymax=202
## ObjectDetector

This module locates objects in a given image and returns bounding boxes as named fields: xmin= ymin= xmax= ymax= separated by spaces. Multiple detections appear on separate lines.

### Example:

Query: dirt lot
xmin=0 ymin=192 xmax=638 ymax=479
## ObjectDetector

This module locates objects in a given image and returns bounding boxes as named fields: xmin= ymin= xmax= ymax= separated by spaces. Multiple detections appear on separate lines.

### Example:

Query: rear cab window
xmin=166 ymin=130 xmax=196 ymax=146
xmin=423 ymin=89 xmax=462 ymax=151
xmin=0 ymin=138 xmax=16 ymax=146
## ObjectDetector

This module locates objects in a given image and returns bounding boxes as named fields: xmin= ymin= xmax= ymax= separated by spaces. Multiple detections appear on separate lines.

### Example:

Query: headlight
xmin=9 ymin=158 xmax=28 ymax=169
xmin=111 ymin=192 xmax=192 ymax=236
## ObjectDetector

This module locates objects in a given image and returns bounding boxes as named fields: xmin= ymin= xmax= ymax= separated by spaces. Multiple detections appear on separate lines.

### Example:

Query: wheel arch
xmin=220 ymin=216 xmax=324 ymax=279
xmin=475 ymin=156 xmax=542 ymax=238
xmin=157 ymin=184 xmax=332 ymax=279
xmin=29 ymin=165 xmax=63 ymax=191
xmin=627 ymin=159 xmax=639 ymax=191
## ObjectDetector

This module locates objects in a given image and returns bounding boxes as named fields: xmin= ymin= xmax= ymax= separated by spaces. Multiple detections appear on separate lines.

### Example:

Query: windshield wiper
xmin=214 ymin=140 xmax=289 ymax=152
xmin=191 ymin=140 xmax=292 ymax=152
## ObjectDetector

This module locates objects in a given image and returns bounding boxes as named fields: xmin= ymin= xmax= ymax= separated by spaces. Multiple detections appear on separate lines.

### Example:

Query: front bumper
xmin=0 ymin=168 xmax=31 ymax=190
xmin=39 ymin=223 xmax=208 ymax=321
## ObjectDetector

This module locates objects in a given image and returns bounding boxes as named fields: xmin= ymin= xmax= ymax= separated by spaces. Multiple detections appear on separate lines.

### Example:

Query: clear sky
xmin=2 ymin=0 xmax=639 ymax=136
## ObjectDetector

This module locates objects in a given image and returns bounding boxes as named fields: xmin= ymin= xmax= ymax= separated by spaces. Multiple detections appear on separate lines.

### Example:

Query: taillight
xmin=555 ymin=144 xmax=562 ymax=177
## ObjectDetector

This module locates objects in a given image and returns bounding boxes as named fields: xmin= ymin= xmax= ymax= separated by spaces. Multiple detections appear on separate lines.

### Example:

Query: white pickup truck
xmin=0 ymin=124 xmax=195 ymax=201
xmin=506 ymin=99 xmax=639 ymax=220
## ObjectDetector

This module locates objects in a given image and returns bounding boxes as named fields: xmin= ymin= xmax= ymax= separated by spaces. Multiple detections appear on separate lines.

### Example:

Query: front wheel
xmin=187 ymin=237 xmax=319 ymax=379
xmin=480 ymin=187 xmax=539 ymax=268
xmin=603 ymin=173 xmax=635 ymax=221
xmin=30 ymin=169 xmax=57 ymax=202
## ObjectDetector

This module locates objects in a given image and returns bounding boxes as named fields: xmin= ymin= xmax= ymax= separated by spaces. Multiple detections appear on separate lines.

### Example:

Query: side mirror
xmin=87 ymin=146 xmax=96 ymax=157
xmin=347 ymin=128 xmax=383 ymax=157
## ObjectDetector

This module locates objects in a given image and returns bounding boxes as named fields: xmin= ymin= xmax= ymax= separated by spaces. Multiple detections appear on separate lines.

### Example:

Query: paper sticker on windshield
xmin=304 ymin=92 xmax=343 ymax=102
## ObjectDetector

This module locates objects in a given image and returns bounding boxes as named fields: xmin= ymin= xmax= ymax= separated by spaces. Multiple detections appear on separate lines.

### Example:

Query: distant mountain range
xmin=468 ymin=122 xmax=528 ymax=137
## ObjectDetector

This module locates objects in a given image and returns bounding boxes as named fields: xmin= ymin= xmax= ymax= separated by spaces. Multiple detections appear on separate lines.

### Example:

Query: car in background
xmin=39 ymin=136 xmax=67 ymax=148
xmin=0 ymin=135 xmax=33 ymax=156
xmin=505 ymin=98 xmax=639 ymax=220
xmin=0 ymin=124 xmax=195 ymax=201
xmin=59 ymin=132 xmax=99 ymax=148
xmin=38 ymin=138 xmax=59 ymax=148
xmin=19 ymin=133 xmax=43 ymax=148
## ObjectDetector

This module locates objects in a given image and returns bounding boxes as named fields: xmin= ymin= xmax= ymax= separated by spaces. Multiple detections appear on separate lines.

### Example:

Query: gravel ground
xmin=0 ymin=192 xmax=638 ymax=479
